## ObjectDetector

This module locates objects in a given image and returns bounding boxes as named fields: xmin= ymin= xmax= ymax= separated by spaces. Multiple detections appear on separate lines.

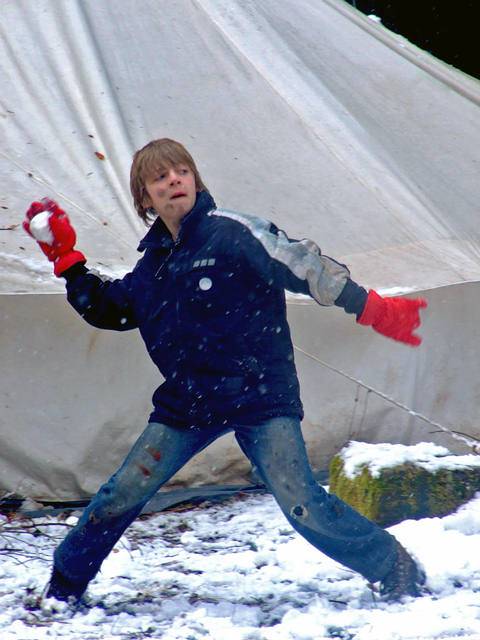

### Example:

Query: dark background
xmin=344 ymin=1 xmax=478 ymax=79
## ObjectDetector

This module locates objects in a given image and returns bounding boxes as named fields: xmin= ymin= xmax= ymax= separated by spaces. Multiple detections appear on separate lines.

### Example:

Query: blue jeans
xmin=53 ymin=417 xmax=397 ymax=587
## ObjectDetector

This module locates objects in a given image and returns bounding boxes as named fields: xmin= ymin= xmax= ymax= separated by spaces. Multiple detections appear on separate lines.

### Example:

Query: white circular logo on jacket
xmin=199 ymin=277 xmax=213 ymax=291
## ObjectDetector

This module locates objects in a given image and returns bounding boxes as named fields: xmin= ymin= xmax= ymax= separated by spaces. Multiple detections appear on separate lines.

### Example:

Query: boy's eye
xmin=150 ymin=166 xmax=189 ymax=183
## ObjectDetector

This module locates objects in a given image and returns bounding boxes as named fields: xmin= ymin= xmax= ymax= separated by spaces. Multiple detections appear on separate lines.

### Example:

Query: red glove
xmin=357 ymin=290 xmax=427 ymax=346
xmin=23 ymin=198 xmax=86 ymax=276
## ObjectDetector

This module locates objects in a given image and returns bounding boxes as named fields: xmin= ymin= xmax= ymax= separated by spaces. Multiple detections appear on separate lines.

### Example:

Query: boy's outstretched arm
xmin=220 ymin=210 xmax=428 ymax=347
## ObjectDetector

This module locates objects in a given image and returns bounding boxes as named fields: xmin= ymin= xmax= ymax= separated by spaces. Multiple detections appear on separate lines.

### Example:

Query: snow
xmin=285 ymin=287 xmax=421 ymax=305
xmin=339 ymin=441 xmax=480 ymax=479
xmin=2 ymin=490 xmax=480 ymax=639
xmin=376 ymin=287 xmax=417 ymax=296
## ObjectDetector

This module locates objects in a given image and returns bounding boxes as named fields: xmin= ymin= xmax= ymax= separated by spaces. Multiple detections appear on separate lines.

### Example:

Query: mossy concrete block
xmin=329 ymin=441 xmax=480 ymax=527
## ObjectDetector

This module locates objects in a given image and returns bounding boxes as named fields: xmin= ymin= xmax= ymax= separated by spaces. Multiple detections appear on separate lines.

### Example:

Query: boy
xmin=24 ymin=138 xmax=427 ymax=604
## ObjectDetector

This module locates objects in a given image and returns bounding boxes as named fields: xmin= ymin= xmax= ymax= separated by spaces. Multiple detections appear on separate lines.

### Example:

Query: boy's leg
xmin=49 ymin=422 xmax=223 ymax=598
xmin=235 ymin=416 xmax=397 ymax=584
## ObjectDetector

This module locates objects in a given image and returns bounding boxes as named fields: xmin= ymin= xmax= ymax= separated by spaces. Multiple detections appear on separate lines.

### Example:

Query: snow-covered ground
xmin=1 ymin=490 xmax=480 ymax=640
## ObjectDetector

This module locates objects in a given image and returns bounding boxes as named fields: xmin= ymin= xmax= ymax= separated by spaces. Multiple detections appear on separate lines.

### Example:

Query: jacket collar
xmin=137 ymin=191 xmax=216 ymax=252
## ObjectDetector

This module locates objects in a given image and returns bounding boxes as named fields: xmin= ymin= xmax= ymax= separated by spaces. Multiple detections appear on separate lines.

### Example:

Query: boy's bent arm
xmin=62 ymin=263 xmax=138 ymax=331
xmin=23 ymin=198 xmax=138 ymax=331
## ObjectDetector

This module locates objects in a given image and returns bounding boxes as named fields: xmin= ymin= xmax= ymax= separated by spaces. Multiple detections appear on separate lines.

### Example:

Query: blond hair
xmin=130 ymin=138 xmax=208 ymax=224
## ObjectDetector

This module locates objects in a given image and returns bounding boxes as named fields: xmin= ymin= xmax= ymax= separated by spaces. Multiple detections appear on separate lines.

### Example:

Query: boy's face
xmin=143 ymin=163 xmax=196 ymax=224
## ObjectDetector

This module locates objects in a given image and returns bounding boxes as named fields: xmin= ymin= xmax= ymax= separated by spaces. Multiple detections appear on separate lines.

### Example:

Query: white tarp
xmin=1 ymin=0 xmax=480 ymax=500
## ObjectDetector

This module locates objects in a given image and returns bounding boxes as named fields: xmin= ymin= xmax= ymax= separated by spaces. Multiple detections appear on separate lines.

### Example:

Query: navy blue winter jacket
xmin=63 ymin=191 xmax=367 ymax=428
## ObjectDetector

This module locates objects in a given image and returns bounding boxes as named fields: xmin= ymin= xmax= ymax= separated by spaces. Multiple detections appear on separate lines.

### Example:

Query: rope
xmin=293 ymin=343 xmax=480 ymax=453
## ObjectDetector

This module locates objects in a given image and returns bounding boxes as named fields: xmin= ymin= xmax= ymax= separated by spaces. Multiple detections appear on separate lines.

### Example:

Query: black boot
xmin=44 ymin=567 xmax=89 ymax=603
xmin=379 ymin=541 xmax=426 ymax=602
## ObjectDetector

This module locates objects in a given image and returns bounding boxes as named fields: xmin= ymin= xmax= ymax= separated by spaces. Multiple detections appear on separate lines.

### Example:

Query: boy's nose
xmin=168 ymin=169 xmax=181 ymax=183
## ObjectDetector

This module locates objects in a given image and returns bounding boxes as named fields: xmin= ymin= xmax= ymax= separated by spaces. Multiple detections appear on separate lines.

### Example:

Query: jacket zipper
xmin=154 ymin=237 xmax=183 ymax=343
xmin=155 ymin=238 xmax=180 ymax=279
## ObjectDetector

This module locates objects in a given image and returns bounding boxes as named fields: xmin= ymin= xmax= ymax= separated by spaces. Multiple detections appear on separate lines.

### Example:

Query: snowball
xmin=29 ymin=211 xmax=54 ymax=244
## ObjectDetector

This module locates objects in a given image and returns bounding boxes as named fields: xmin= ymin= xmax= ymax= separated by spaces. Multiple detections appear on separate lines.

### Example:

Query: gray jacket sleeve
xmin=211 ymin=208 xmax=350 ymax=306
